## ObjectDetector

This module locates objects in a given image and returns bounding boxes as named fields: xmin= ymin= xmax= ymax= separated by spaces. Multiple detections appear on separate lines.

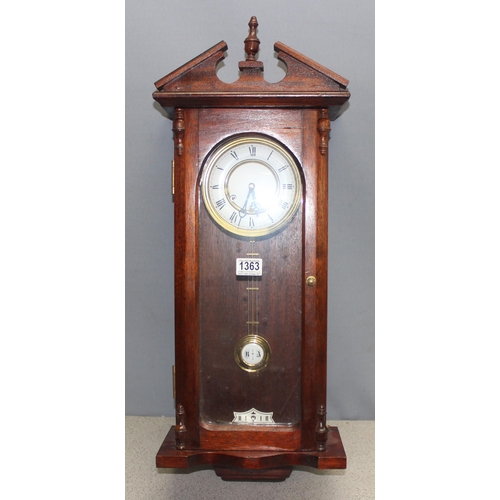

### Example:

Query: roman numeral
xmin=230 ymin=150 xmax=238 ymax=160
xmin=278 ymin=164 xmax=290 ymax=172
xmin=282 ymin=183 xmax=293 ymax=190
xmin=249 ymin=145 xmax=257 ymax=157
xmin=211 ymin=184 xmax=219 ymax=189
xmin=279 ymin=200 xmax=289 ymax=210
xmin=215 ymin=198 xmax=226 ymax=210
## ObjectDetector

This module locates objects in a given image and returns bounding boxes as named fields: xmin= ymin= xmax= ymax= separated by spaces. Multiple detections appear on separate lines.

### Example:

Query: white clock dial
xmin=201 ymin=135 xmax=302 ymax=237
xmin=240 ymin=343 xmax=264 ymax=366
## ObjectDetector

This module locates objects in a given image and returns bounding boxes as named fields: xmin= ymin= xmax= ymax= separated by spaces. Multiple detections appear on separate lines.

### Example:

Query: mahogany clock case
xmin=149 ymin=13 xmax=356 ymax=479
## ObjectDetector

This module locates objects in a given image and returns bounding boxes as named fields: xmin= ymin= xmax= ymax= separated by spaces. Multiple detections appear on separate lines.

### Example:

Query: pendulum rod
xmin=246 ymin=239 xmax=259 ymax=337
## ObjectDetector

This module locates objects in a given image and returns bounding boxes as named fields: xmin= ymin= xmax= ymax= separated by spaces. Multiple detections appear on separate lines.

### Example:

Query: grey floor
xmin=126 ymin=417 xmax=374 ymax=499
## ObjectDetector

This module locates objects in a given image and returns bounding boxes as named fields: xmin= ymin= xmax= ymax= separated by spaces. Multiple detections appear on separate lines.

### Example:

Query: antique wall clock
xmin=152 ymin=17 xmax=350 ymax=481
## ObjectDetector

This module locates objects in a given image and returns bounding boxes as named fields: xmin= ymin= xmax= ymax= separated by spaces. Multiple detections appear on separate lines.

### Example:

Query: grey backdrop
xmin=126 ymin=0 xmax=374 ymax=419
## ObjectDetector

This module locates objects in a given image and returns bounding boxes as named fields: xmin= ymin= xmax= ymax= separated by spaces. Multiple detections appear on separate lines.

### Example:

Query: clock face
xmin=201 ymin=135 xmax=302 ymax=237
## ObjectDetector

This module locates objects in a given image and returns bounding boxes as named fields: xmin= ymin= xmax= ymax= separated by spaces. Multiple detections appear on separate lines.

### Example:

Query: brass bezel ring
xmin=200 ymin=134 xmax=302 ymax=238
xmin=234 ymin=334 xmax=272 ymax=372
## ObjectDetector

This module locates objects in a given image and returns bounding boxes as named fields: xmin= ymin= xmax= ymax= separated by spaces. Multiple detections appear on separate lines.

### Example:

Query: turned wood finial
xmin=244 ymin=16 xmax=260 ymax=61
xmin=172 ymin=108 xmax=185 ymax=157
xmin=315 ymin=404 xmax=328 ymax=451
xmin=175 ymin=404 xmax=187 ymax=450
xmin=317 ymin=109 xmax=331 ymax=155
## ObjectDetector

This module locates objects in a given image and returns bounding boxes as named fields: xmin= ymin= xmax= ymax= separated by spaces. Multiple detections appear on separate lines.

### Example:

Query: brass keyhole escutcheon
xmin=306 ymin=276 xmax=317 ymax=287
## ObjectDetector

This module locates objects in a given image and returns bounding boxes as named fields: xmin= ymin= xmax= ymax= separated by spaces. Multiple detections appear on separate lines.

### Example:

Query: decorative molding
xmin=172 ymin=108 xmax=185 ymax=157
xmin=317 ymin=109 xmax=331 ymax=155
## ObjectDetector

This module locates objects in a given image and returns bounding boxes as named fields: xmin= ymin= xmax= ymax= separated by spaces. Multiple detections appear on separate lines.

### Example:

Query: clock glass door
xmin=198 ymin=134 xmax=304 ymax=429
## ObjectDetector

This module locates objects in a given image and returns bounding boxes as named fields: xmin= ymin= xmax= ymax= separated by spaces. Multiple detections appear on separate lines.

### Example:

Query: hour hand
xmin=239 ymin=183 xmax=255 ymax=215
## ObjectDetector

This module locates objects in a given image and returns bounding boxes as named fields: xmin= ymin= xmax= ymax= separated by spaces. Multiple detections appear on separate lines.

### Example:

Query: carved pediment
xmin=153 ymin=17 xmax=350 ymax=115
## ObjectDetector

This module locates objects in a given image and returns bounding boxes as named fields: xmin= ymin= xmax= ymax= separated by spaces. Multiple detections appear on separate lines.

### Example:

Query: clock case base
xmin=156 ymin=425 xmax=346 ymax=482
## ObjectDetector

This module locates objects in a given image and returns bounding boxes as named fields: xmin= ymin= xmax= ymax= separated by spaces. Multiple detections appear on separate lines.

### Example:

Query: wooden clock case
xmin=152 ymin=17 xmax=350 ymax=481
